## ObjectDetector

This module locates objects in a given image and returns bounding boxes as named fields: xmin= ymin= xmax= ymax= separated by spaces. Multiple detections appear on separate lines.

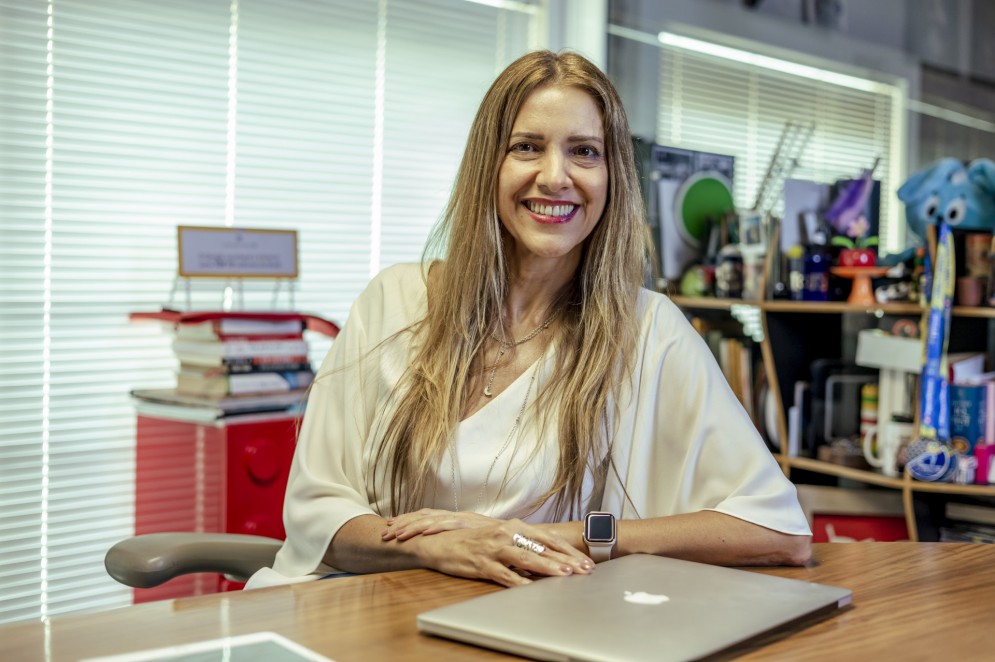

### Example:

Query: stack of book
xmin=173 ymin=316 xmax=314 ymax=397
xmin=130 ymin=309 xmax=339 ymax=421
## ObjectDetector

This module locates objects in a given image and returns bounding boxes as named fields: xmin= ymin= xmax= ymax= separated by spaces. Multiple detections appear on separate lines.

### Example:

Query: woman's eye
xmin=510 ymin=142 xmax=537 ymax=153
xmin=574 ymin=145 xmax=600 ymax=158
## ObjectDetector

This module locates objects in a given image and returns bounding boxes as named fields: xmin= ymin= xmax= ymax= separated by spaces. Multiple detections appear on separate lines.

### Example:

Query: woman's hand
xmin=408 ymin=518 xmax=594 ymax=587
xmin=382 ymin=508 xmax=497 ymax=541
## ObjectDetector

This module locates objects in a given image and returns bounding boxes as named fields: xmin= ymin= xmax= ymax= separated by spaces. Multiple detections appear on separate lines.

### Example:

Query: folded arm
xmin=383 ymin=508 xmax=811 ymax=568
xmin=323 ymin=513 xmax=594 ymax=587
xmin=537 ymin=510 xmax=812 ymax=567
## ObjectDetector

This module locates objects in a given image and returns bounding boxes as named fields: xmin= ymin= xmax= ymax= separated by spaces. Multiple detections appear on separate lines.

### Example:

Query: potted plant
xmin=830 ymin=216 xmax=879 ymax=267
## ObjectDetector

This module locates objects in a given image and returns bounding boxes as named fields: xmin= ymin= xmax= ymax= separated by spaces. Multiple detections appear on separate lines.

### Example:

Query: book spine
xmin=222 ymin=339 xmax=307 ymax=356
xmin=173 ymin=338 xmax=308 ymax=357
xmin=211 ymin=333 xmax=304 ymax=342
xmin=196 ymin=357 xmax=311 ymax=375
xmin=216 ymin=318 xmax=305 ymax=335
xmin=950 ymin=383 xmax=987 ymax=456
xmin=228 ymin=370 xmax=315 ymax=395
xmin=987 ymin=382 xmax=995 ymax=445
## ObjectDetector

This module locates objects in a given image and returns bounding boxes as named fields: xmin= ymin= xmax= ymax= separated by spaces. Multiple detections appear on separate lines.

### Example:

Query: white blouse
xmin=246 ymin=263 xmax=809 ymax=588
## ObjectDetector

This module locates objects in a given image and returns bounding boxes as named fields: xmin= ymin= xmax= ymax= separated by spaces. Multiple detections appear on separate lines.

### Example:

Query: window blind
xmin=656 ymin=41 xmax=903 ymax=252
xmin=0 ymin=0 xmax=540 ymax=624
xmin=0 ymin=0 xmax=50 ymax=625
xmin=379 ymin=0 xmax=536 ymax=267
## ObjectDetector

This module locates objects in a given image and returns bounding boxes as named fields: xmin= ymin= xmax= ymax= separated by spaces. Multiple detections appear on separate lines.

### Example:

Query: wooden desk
xmin=2 ymin=543 xmax=993 ymax=661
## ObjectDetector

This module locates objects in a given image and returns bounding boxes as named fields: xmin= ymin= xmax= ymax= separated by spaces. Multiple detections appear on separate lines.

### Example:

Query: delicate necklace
xmin=450 ymin=359 xmax=540 ymax=513
xmin=483 ymin=315 xmax=552 ymax=397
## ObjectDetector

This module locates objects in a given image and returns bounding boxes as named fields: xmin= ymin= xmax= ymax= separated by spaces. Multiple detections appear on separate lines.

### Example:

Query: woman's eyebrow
xmin=567 ymin=134 xmax=604 ymax=144
xmin=509 ymin=132 xmax=604 ymax=144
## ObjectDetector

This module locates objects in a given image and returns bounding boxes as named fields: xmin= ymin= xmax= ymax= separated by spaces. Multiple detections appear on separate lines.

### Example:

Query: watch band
xmin=587 ymin=539 xmax=613 ymax=563
xmin=584 ymin=511 xmax=616 ymax=563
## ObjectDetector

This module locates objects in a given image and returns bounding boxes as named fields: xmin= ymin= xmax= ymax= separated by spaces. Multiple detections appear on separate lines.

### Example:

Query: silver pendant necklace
xmin=450 ymin=358 xmax=540 ymax=513
xmin=483 ymin=315 xmax=552 ymax=397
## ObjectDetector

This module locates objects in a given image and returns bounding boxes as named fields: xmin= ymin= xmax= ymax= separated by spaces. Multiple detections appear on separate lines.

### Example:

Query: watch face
xmin=586 ymin=513 xmax=615 ymax=542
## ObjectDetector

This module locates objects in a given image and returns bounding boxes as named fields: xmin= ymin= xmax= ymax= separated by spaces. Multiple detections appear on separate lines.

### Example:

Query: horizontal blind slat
xmin=1 ymin=0 xmax=541 ymax=624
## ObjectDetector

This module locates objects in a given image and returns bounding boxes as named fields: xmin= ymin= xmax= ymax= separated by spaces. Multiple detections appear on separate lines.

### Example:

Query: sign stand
xmin=168 ymin=226 xmax=300 ymax=311
xmin=165 ymin=276 xmax=298 ymax=312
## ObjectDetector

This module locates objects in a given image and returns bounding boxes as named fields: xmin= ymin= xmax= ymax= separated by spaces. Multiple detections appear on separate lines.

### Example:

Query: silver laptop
xmin=417 ymin=554 xmax=851 ymax=662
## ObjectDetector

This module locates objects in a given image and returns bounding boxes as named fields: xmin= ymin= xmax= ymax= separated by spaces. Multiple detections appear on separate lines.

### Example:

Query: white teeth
xmin=526 ymin=201 xmax=575 ymax=216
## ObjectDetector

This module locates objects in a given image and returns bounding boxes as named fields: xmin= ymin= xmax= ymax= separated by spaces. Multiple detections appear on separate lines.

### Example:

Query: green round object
xmin=675 ymin=172 xmax=735 ymax=248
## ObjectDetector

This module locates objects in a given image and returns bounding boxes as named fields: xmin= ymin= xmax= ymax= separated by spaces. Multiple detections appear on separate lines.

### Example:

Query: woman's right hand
xmin=409 ymin=517 xmax=594 ymax=587
xmin=382 ymin=508 xmax=497 ymax=541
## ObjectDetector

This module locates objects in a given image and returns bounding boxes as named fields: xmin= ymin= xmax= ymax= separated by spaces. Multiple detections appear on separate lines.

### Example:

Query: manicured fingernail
xmin=381 ymin=530 xmax=389 ymax=538
xmin=561 ymin=566 xmax=573 ymax=575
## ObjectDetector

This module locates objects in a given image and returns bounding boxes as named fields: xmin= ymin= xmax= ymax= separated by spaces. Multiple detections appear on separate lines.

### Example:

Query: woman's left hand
xmin=382 ymin=508 xmax=497 ymax=542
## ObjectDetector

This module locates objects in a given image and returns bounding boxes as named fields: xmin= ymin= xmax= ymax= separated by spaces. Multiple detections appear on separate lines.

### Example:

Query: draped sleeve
xmin=246 ymin=263 xmax=427 ymax=588
xmin=601 ymin=290 xmax=811 ymax=536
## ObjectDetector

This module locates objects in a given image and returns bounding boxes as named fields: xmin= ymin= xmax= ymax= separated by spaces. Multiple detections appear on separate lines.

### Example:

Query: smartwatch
xmin=583 ymin=511 xmax=616 ymax=562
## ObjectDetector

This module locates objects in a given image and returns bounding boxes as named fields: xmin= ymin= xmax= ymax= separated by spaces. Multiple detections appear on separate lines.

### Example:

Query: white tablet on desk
xmin=80 ymin=631 xmax=333 ymax=662
xmin=418 ymin=554 xmax=851 ymax=662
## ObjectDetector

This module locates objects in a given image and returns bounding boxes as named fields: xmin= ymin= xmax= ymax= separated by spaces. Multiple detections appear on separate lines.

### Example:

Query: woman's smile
xmin=523 ymin=199 xmax=580 ymax=224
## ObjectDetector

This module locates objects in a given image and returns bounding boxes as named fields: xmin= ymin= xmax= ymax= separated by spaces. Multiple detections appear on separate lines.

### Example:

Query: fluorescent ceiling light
xmin=657 ymin=31 xmax=887 ymax=94
xmin=465 ymin=0 xmax=538 ymax=12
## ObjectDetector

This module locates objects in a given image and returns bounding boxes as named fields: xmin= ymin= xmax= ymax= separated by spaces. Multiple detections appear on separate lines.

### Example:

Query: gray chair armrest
xmin=105 ymin=533 xmax=283 ymax=588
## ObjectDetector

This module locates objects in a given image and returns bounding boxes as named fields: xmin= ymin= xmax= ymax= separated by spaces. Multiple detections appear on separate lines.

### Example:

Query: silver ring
xmin=512 ymin=533 xmax=546 ymax=555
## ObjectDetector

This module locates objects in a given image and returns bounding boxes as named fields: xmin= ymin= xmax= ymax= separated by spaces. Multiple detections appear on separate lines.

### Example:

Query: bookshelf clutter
xmin=130 ymin=309 xmax=339 ymax=421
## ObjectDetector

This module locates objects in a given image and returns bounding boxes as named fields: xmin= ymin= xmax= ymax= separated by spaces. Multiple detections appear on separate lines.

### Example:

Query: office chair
xmin=105 ymin=533 xmax=283 ymax=588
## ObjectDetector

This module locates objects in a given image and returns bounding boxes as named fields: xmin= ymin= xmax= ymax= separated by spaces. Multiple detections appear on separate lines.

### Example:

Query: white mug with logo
xmin=863 ymin=421 xmax=915 ymax=477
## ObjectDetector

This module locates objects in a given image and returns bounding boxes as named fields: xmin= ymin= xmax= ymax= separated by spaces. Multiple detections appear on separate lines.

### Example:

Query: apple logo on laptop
xmin=623 ymin=591 xmax=670 ymax=605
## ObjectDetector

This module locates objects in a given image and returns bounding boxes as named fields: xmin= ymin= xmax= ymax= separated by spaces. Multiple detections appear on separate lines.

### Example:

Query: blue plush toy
xmin=897 ymin=158 xmax=995 ymax=242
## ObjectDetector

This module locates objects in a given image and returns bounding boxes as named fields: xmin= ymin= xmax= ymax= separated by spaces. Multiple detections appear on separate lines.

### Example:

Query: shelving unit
xmin=673 ymin=294 xmax=995 ymax=541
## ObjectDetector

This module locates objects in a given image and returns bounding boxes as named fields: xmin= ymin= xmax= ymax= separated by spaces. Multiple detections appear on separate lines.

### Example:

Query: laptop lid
xmin=417 ymin=554 xmax=851 ymax=662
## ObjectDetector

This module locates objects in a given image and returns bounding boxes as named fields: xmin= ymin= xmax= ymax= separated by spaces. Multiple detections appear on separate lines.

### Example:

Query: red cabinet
xmin=133 ymin=413 xmax=298 ymax=602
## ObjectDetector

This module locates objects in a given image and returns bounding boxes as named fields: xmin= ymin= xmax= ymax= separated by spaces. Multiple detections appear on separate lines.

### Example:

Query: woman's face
xmin=496 ymin=85 xmax=608 ymax=276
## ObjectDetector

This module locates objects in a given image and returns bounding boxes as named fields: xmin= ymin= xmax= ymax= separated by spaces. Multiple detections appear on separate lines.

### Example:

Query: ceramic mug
xmin=863 ymin=422 xmax=915 ymax=477
xmin=956 ymin=276 xmax=984 ymax=307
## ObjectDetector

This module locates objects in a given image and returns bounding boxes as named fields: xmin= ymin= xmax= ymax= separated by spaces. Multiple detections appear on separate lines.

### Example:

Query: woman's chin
xmin=510 ymin=242 xmax=583 ymax=270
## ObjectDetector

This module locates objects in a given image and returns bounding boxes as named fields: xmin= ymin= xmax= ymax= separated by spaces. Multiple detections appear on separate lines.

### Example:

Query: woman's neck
xmin=503 ymin=256 xmax=578 ymax=331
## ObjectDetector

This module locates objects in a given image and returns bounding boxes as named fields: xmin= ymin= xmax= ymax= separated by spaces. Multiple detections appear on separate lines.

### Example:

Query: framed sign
xmin=177 ymin=226 xmax=298 ymax=279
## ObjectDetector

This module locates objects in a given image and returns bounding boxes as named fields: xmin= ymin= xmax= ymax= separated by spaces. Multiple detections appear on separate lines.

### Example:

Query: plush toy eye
xmin=923 ymin=194 xmax=940 ymax=219
xmin=945 ymin=198 xmax=966 ymax=225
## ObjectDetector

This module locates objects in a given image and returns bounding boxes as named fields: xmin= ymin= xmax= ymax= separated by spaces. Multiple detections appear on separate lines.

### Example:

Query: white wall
xmin=607 ymin=0 xmax=921 ymax=143
xmin=697 ymin=0 xmax=992 ymax=84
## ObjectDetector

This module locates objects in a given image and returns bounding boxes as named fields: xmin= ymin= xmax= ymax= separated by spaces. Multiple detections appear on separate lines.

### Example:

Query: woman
xmin=247 ymin=50 xmax=811 ymax=590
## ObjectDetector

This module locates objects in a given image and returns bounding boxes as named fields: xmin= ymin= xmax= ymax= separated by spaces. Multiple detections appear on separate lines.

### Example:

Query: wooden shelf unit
xmin=669 ymin=295 xmax=757 ymax=311
xmin=673 ymin=295 xmax=995 ymax=319
xmin=675 ymin=294 xmax=995 ymax=541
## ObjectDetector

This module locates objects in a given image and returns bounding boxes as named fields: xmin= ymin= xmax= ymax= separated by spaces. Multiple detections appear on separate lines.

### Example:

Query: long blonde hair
xmin=372 ymin=50 xmax=648 ymax=518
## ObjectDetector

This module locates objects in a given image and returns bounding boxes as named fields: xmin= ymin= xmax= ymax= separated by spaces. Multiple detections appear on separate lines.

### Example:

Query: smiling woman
xmin=247 ymin=50 xmax=812 ymax=592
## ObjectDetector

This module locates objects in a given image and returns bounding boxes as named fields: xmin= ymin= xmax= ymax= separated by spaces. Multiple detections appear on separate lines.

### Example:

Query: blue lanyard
xmin=918 ymin=222 xmax=954 ymax=442
xmin=907 ymin=223 xmax=956 ymax=482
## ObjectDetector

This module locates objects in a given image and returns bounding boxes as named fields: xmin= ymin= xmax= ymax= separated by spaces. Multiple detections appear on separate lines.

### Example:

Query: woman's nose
xmin=537 ymin=152 xmax=571 ymax=192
